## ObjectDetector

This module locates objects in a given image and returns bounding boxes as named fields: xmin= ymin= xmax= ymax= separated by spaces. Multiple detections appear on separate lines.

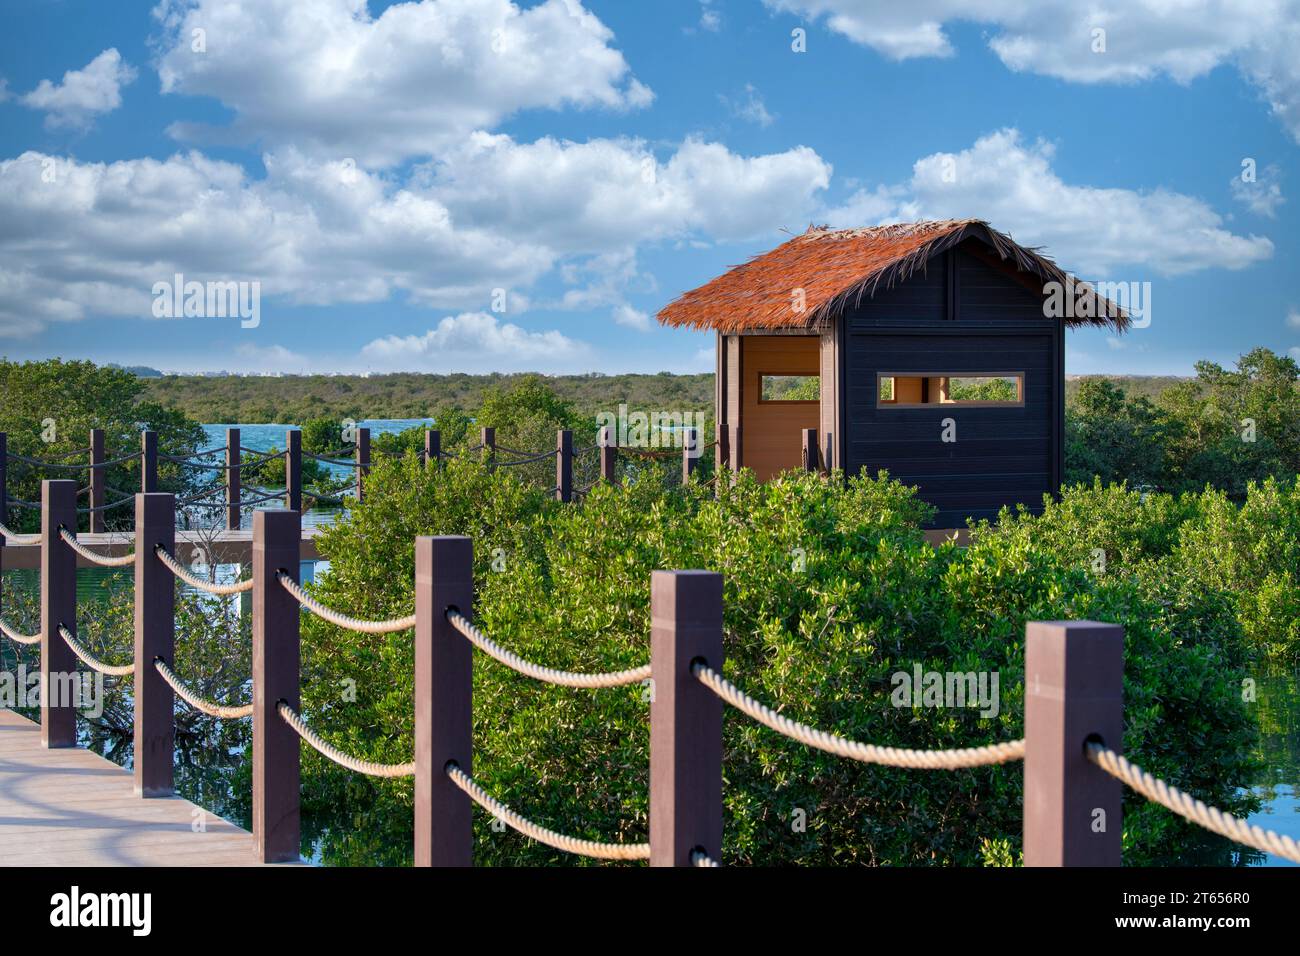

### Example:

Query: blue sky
xmin=1 ymin=0 xmax=1297 ymax=376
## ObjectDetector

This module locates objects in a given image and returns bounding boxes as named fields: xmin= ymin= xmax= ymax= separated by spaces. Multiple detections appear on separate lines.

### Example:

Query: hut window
xmin=877 ymin=374 xmax=1023 ymax=407
xmin=760 ymin=374 xmax=819 ymax=402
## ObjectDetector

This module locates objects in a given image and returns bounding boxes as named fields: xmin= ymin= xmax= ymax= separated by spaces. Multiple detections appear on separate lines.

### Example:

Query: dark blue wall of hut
xmin=840 ymin=245 xmax=1063 ymax=528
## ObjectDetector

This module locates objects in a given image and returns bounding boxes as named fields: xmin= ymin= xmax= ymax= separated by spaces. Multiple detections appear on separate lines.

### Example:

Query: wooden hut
xmin=657 ymin=220 xmax=1127 ymax=528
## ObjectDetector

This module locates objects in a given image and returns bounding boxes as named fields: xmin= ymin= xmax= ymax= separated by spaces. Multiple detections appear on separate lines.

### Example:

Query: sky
xmin=1 ymin=0 xmax=1298 ymax=377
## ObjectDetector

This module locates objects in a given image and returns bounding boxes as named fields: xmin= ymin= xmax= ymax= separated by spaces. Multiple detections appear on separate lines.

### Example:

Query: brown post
xmin=225 ymin=427 xmax=240 ymax=531
xmin=252 ymin=509 xmax=301 ymax=863
xmin=0 ymin=433 xmax=5 ymax=615
xmin=89 ymin=429 xmax=105 ymax=533
xmin=480 ymin=427 xmax=495 ymax=472
xmin=356 ymin=427 xmax=370 ymax=501
xmin=649 ymin=569 xmax=724 ymax=866
xmin=425 ymin=429 xmax=440 ymax=469
xmin=1023 ymin=620 xmax=1124 ymax=867
xmin=40 ymin=479 xmax=78 ymax=748
xmin=135 ymin=493 xmax=175 ymax=796
xmin=714 ymin=423 xmax=729 ymax=497
xmin=822 ymin=432 xmax=834 ymax=473
xmin=728 ymin=423 xmax=741 ymax=475
xmin=141 ymin=430 xmax=158 ymax=493
xmin=682 ymin=427 xmax=698 ymax=484
xmin=414 ymin=536 xmax=474 ymax=867
xmin=285 ymin=429 xmax=301 ymax=513
xmin=801 ymin=428 xmax=818 ymax=472
xmin=556 ymin=429 xmax=573 ymax=502
xmin=599 ymin=425 xmax=617 ymax=485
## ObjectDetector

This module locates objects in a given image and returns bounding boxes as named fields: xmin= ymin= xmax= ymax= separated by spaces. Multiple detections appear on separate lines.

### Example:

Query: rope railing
xmin=278 ymin=702 xmax=415 ymax=777
xmin=0 ymin=521 xmax=41 ymax=543
xmin=0 ymin=616 xmax=41 ymax=646
xmin=153 ymin=658 xmax=253 ymax=719
xmin=495 ymin=449 xmax=560 ymax=467
xmin=301 ymin=450 xmax=359 ymax=467
xmin=445 ymin=762 xmax=650 ymax=861
xmin=56 ymin=624 xmax=135 ymax=677
xmin=79 ymin=496 xmax=135 ymax=515
xmin=4 ymin=445 xmax=90 ymax=461
xmin=445 ymin=609 xmax=651 ymax=688
xmin=1086 ymin=742 xmax=1300 ymax=864
xmin=58 ymin=527 xmax=137 ymax=567
xmin=155 ymin=546 xmax=254 ymax=594
xmin=693 ymin=662 xmax=1026 ymax=769
xmin=5 ymin=453 xmax=88 ymax=470
xmin=277 ymin=572 xmax=416 ymax=633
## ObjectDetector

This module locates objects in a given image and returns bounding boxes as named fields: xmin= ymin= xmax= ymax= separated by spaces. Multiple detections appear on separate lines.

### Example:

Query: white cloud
xmin=0 ymin=133 xmax=830 ymax=335
xmin=1230 ymin=163 xmax=1285 ymax=217
xmin=720 ymin=84 xmax=775 ymax=127
xmin=1286 ymin=308 xmax=1300 ymax=329
xmin=360 ymin=312 xmax=592 ymax=372
xmin=764 ymin=0 xmax=1300 ymax=142
xmin=21 ymin=48 xmax=136 ymax=129
xmin=152 ymin=0 xmax=652 ymax=166
xmin=611 ymin=304 xmax=651 ymax=331
xmin=822 ymin=129 xmax=1273 ymax=277
xmin=235 ymin=342 xmax=309 ymax=371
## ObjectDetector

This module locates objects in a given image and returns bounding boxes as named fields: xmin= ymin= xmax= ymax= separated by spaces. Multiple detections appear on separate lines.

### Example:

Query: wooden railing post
xmin=141 ymin=431 xmax=158 ymax=493
xmin=425 ymin=429 xmax=440 ymax=469
xmin=1024 ymin=620 xmax=1124 ymax=867
xmin=40 ymin=479 xmax=78 ymax=748
xmin=556 ymin=429 xmax=573 ymax=502
xmin=714 ymin=423 xmax=729 ymax=498
xmin=801 ymin=428 xmax=818 ymax=472
xmin=682 ymin=427 xmax=698 ymax=484
xmin=135 ymin=492 xmax=175 ymax=797
xmin=226 ymin=427 xmax=240 ymax=531
xmin=252 ymin=508 xmax=301 ymax=863
xmin=356 ymin=426 xmax=370 ymax=501
xmin=89 ymin=429 xmax=105 ymax=533
xmin=650 ymin=569 xmax=724 ymax=866
xmin=285 ymin=429 xmax=302 ymax=513
xmin=414 ymin=535 xmax=474 ymax=867
xmin=480 ymin=427 xmax=495 ymax=472
xmin=599 ymin=425 xmax=617 ymax=485
xmin=0 ymin=432 xmax=5 ymax=616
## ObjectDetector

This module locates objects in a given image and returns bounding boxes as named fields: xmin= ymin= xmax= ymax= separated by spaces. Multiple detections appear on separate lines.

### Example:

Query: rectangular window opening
xmin=877 ymin=373 xmax=1023 ymax=407
xmin=760 ymin=374 xmax=820 ymax=403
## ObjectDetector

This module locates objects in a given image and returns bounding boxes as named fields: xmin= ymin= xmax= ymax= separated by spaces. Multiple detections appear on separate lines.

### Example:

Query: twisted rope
xmin=278 ymin=702 xmax=414 ymax=777
xmin=693 ymin=663 xmax=1026 ymax=769
xmin=6 ymin=498 xmax=42 ymax=510
xmin=0 ymin=616 xmax=41 ymax=646
xmin=277 ymin=572 xmax=415 ymax=633
xmin=0 ymin=522 xmax=41 ymax=543
xmin=5 ymin=445 xmax=90 ymax=461
xmin=57 ymin=625 xmax=134 ymax=676
xmin=153 ymin=659 xmax=253 ymax=719
xmin=155 ymin=546 xmax=254 ymax=594
xmin=496 ymin=450 xmax=560 ymax=467
xmin=58 ymin=527 xmax=136 ymax=567
xmin=301 ymin=450 xmax=358 ymax=467
xmin=691 ymin=849 xmax=720 ymax=868
xmin=446 ymin=610 xmax=651 ymax=688
xmin=5 ymin=453 xmax=87 ymax=470
xmin=1087 ymin=743 xmax=1300 ymax=864
xmin=445 ymin=763 xmax=649 ymax=861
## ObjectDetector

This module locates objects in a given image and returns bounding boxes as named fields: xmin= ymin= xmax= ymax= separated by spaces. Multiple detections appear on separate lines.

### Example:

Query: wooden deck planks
xmin=0 ymin=709 xmax=297 ymax=866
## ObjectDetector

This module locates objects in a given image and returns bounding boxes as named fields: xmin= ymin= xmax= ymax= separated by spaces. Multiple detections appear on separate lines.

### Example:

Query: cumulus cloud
xmin=360 ymin=312 xmax=592 ymax=372
xmin=21 ymin=48 xmax=136 ymax=129
xmin=0 ymin=132 xmax=830 ymax=336
xmin=764 ymin=0 xmax=1300 ymax=142
xmin=720 ymin=84 xmax=775 ymax=127
xmin=1230 ymin=163 xmax=1285 ymax=218
xmin=611 ymin=304 xmax=651 ymax=331
xmin=152 ymin=0 xmax=652 ymax=166
xmin=822 ymin=129 xmax=1272 ymax=277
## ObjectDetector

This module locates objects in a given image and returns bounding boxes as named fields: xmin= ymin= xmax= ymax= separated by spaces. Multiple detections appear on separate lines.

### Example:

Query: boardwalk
xmin=0 ymin=710 xmax=290 ymax=866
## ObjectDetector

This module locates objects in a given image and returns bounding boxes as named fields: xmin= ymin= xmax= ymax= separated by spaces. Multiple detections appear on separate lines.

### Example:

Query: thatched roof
xmin=656 ymin=219 xmax=1128 ymax=332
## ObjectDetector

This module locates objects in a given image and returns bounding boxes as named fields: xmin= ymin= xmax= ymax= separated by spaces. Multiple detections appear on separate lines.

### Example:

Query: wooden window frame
xmin=876 ymin=372 xmax=1025 ymax=409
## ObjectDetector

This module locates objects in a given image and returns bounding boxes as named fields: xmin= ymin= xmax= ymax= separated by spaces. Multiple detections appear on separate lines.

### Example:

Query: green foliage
xmin=0 ymin=358 xmax=207 ymax=531
xmin=291 ymin=458 xmax=1260 ymax=867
